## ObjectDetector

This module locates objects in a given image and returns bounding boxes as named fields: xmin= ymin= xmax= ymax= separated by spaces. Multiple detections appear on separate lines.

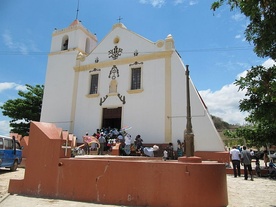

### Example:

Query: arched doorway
xmin=102 ymin=107 xmax=122 ymax=129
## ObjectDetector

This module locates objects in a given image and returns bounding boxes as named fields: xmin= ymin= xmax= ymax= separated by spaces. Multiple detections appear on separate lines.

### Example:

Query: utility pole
xmin=184 ymin=65 xmax=194 ymax=157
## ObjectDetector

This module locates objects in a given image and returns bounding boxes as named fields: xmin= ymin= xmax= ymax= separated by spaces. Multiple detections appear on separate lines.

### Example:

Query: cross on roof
xmin=117 ymin=16 xmax=123 ymax=23
xmin=61 ymin=137 xmax=71 ymax=157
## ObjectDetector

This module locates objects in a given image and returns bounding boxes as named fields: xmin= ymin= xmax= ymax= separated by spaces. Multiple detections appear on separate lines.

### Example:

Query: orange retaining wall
xmin=195 ymin=151 xmax=230 ymax=164
xmin=9 ymin=122 xmax=228 ymax=207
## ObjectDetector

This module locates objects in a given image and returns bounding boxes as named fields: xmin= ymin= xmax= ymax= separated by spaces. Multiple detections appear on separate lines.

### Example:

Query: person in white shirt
xmin=230 ymin=146 xmax=241 ymax=177
xmin=124 ymin=133 xmax=132 ymax=155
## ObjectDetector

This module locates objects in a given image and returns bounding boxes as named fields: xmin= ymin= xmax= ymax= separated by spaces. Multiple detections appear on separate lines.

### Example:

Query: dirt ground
xmin=0 ymin=168 xmax=25 ymax=199
xmin=0 ymin=167 xmax=276 ymax=207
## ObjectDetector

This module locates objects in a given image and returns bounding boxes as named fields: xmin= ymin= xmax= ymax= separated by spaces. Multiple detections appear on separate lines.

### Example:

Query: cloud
xmin=199 ymin=58 xmax=276 ymax=125
xmin=0 ymin=82 xmax=26 ymax=93
xmin=173 ymin=0 xmax=198 ymax=6
xmin=139 ymin=0 xmax=165 ymax=8
xmin=0 ymin=120 xmax=11 ymax=136
xmin=262 ymin=58 xmax=276 ymax=68
xmin=231 ymin=13 xmax=245 ymax=21
xmin=188 ymin=0 xmax=198 ymax=6
xmin=199 ymin=84 xmax=248 ymax=125
xmin=2 ymin=30 xmax=29 ymax=55
xmin=235 ymin=34 xmax=241 ymax=39
xmin=139 ymin=0 xmax=197 ymax=7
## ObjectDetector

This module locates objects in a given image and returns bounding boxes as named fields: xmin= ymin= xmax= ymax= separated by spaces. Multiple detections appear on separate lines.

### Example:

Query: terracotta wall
xmin=9 ymin=122 xmax=228 ymax=207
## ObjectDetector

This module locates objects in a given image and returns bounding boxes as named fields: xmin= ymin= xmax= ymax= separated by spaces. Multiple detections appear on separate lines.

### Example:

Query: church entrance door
xmin=102 ymin=107 xmax=122 ymax=129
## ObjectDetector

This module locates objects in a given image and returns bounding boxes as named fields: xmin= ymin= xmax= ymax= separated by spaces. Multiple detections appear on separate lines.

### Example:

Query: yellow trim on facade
xmin=52 ymin=25 xmax=97 ymax=42
xmin=74 ymin=51 xmax=173 ymax=72
xmin=86 ymin=93 xmax=100 ymax=98
xmin=48 ymin=47 xmax=86 ymax=56
xmin=69 ymin=67 xmax=80 ymax=133
xmin=127 ymin=89 xmax=144 ymax=94
xmin=164 ymin=55 xmax=172 ymax=143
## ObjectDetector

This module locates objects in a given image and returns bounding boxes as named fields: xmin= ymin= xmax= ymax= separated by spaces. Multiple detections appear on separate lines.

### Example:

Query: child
xmin=163 ymin=149 xmax=168 ymax=161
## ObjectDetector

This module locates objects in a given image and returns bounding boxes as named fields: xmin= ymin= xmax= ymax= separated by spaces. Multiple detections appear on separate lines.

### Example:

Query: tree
xmin=211 ymin=0 xmax=276 ymax=60
xmin=234 ymin=65 xmax=276 ymax=145
xmin=236 ymin=65 xmax=276 ymax=123
xmin=211 ymin=1 xmax=276 ymax=146
xmin=0 ymin=84 xmax=44 ymax=136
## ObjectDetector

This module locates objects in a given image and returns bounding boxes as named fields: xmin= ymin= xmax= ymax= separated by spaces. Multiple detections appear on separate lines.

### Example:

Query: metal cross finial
xmin=117 ymin=16 xmax=123 ymax=23
xmin=75 ymin=0 xmax=80 ymax=20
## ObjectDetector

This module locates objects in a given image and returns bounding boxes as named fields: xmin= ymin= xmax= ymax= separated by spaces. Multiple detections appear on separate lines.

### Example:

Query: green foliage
xmin=0 ymin=84 xmax=44 ymax=136
xmin=211 ymin=0 xmax=276 ymax=60
xmin=222 ymin=129 xmax=244 ymax=148
xmin=224 ymin=64 xmax=276 ymax=146
xmin=233 ymin=123 xmax=276 ymax=147
xmin=235 ymin=65 xmax=276 ymax=123
xmin=211 ymin=1 xmax=276 ymax=147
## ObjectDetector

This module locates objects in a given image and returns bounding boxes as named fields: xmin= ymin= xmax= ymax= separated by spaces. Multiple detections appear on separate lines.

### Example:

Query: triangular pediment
xmin=81 ymin=23 xmax=170 ymax=66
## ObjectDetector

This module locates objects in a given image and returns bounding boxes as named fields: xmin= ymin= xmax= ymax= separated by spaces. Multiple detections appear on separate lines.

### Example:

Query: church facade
xmin=40 ymin=19 xmax=225 ymax=152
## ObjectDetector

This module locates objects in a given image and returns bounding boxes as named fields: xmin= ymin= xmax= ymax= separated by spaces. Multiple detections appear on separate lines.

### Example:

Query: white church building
xmin=40 ymin=19 xmax=225 ymax=152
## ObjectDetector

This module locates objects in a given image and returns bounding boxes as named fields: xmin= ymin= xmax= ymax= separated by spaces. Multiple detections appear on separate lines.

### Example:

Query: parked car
xmin=251 ymin=151 xmax=264 ymax=160
xmin=269 ymin=152 xmax=276 ymax=162
xmin=0 ymin=135 xmax=23 ymax=171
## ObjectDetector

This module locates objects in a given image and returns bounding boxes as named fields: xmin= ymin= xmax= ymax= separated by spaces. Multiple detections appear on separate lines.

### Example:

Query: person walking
xmin=241 ymin=146 xmax=254 ymax=181
xmin=230 ymin=146 xmax=241 ymax=177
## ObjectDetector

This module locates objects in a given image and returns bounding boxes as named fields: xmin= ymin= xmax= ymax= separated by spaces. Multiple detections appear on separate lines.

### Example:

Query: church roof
xmin=69 ymin=19 xmax=81 ymax=27
xmin=112 ymin=23 xmax=127 ymax=30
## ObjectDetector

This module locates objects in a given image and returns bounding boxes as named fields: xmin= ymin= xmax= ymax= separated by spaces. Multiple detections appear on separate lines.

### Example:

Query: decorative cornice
xmin=127 ymin=89 xmax=144 ymax=94
xmin=89 ymin=68 xmax=101 ymax=73
xmin=129 ymin=61 xmax=143 ymax=67
xmin=74 ymin=50 xmax=173 ymax=72
xmin=48 ymin=47 xmax=85 ymax=56
xmin=52 ymin=25 xmax=97 ymax=42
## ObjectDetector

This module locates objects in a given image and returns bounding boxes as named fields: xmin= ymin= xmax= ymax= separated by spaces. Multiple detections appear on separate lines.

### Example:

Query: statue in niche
xmin=109 ymin=79 xmax=117 ymax=94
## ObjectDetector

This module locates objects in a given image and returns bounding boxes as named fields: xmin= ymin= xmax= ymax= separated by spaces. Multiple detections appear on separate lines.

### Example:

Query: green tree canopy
xmin=211 ymin=1 xmax=276 ymax=146
xmin=211 ymin=0 xmax=276 ymax=60
xmin=234 ymin=65 xmax=276 ymax=145
xmin=0 ymin=84 xmax=44 ymax=136
xmin=236 ymin=65 xmax=276 ymax=123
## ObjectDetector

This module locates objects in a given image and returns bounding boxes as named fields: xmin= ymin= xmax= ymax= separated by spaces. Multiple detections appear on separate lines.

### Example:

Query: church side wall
xmin=170 ymin=53 xmax=225 ymax=151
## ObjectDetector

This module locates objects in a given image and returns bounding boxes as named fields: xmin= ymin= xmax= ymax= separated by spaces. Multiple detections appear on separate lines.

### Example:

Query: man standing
xmin=241 ymin=146 xmax=254 ymax=181
xmin=98 ymin=133 xmax=106 ymax=155
xmin=230 ymin=146 xmax=241 ymax=177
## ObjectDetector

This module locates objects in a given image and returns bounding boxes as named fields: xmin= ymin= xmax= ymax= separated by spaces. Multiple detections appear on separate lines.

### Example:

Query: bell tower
xmin=50 ymin=19 xmax=97 ymax=54
xmin=40 ymin=20 xmax=97 ymax=132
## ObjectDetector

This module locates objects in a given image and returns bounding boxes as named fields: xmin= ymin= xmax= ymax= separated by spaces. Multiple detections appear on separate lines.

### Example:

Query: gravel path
xmin=1 ymin=168 xmax=275 ymax=207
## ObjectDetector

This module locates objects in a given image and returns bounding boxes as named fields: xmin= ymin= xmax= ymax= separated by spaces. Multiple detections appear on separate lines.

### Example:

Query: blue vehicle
xmin=0 ymin=135 xmax=23 ymax=171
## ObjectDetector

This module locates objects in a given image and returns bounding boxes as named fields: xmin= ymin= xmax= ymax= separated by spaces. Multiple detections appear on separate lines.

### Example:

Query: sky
xmin=0 ymin=0 xmax=273 ymax=136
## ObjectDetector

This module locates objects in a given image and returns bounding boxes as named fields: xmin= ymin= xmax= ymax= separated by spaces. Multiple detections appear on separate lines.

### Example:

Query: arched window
xmin=85 ymin=38 xmax=90 ymax=53
xmin=61 ymin=35 xmax=69 ymax=51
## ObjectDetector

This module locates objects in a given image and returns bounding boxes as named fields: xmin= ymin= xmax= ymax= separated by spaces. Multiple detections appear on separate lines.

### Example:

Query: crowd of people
xmin=81 ymin=127 xmax=147 ymax=156
xmin=79 ymin=127 xmax=187 ymax=160
xmin=229 ymin=145 xmax=276 ymax=180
